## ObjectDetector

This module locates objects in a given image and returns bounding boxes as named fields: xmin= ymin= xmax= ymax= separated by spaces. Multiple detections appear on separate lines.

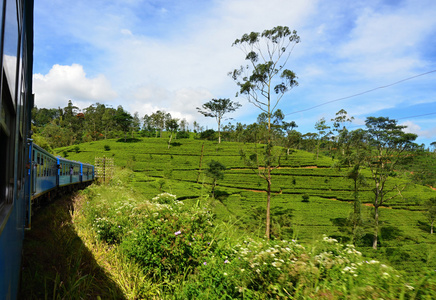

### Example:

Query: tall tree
xmin=314 ymin=117 xmax=331 ymax=160
xmin=197 ymin=98 xmax=241 ymax=144
xmin=165 ymin=118 xmax=179 ymax=149
xmin=150 ymin=110 xmax=169 ymax=138
xmin=131 ymin=112 xmax=141 ymax=138
xmin=32 ymin=107 xmax=61 ymax=127
xmin=331 ymin=109 xmax=354 ymax=158
xmin=62 ymin=100 xmax=81 ymax=145
xmin=179 ymin=118 xmax=189 ymax=132
xmin=205 ymin=160 xmax=226 ymax=198
xmin=430 ymin=141 xmax=436 ymax=152
xmin=113 ymin=106 xmax=133 ymax=142
xmin=102 ymin=107 xmax=116 ymax=139
xmin=342 ymin=129 xmax=368 ymax=244
xmin=230 ymin=26 xmax=300 ymax=239
xmin=364 ymin=117 xmax=417 ymax=249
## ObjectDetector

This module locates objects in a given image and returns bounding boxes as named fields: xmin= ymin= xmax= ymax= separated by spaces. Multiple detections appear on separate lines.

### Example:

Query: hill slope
xmin=56 ymin=137 xmax=436 ymax=271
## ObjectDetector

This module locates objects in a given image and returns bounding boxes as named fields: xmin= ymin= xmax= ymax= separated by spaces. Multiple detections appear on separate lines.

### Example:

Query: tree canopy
xmin=197 ymin=98 xmax=241 ymax=144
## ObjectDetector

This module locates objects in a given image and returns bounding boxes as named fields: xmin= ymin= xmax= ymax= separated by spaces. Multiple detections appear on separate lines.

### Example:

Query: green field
xmin=57 ymin=137 xmax=436 ymax=272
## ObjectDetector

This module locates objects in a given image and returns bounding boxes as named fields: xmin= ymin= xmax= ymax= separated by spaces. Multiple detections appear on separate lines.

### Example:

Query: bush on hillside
xmin=177 ymin=130 xmax=190 ymax=139
xmin=199 ymin=129 xmax=217 ymax=141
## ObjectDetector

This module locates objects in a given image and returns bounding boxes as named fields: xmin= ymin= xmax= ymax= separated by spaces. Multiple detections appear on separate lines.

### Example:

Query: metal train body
xmin=29 ymin=142 xmax=95 ymax=203
xmin=0 ymin=1 xmax=94 ymax=298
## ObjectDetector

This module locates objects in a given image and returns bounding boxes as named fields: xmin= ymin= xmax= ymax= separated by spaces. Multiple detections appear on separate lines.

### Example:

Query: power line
xmin=346 ymin=111 xmax=436 ymax=129
xmin=397 ymin=112 xmax=436 ymax=120
xmin=285 ymin=69 xmax=436 ymax=116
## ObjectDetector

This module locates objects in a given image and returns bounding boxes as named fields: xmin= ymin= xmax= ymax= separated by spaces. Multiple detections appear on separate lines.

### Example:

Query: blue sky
xmin=33 ymin=0 xmax=436 ymax=147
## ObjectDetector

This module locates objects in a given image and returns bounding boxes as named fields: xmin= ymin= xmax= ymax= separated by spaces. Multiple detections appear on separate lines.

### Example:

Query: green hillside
xmin=56 ymin=137 xmax=436 ymax=272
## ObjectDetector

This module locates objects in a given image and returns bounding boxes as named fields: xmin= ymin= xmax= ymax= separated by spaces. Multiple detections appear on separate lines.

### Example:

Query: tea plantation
xmin=57 ymin=137 xmax=436 ymax=272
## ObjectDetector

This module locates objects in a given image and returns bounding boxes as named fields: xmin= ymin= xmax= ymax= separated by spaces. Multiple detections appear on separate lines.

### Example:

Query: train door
xmin=80 ymin=163 xmax=83 ymax=183
xmin=69 ymin=163 xmax=73 ymax=183
xmin=31 ymin=148 xmax=36 ymax=194
xmin=56 ymin=158 xmax=60 ymax=187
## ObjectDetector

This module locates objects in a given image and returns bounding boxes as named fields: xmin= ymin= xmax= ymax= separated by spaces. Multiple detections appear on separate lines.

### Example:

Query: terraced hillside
xmin=57 ymin=137 xmax=436 ymax=270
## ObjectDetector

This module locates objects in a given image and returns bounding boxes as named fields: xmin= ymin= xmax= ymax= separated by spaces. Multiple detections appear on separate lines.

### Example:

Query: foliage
xmin=230 ymin=26 xmax=300 ymax=239
xmin=364 ymin=116 xmax=418 ymax=249
xmin=197 ymin=98 xmax=241 ymax=144
xmin=205 ymin=160 xmax=226 ymax=197
xmin=424 ymin=197 xmax=436 ymax=234
xmin=199 ymin=129 xmax=217 ymax=140
xmin=177 ymin=236 xmax=436 ymax=299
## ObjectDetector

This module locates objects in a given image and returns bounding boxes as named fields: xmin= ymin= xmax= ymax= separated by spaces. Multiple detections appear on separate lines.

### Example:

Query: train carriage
xmin=30 ymin=143 xmax=57 ymax=199
xmin=57 ymin=157 xmax=81 ymax=187
xmin=81 ymin=162 xmax=94 ymax=183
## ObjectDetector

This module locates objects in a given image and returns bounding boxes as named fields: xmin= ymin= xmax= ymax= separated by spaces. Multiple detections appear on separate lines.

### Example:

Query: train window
xmin=3 ymin=0 xmax=20 ymax=102
xmin=37 ymin=153 xmax=40 ymax=177
xmin=0 ymin=0 xmax=3 ymax=38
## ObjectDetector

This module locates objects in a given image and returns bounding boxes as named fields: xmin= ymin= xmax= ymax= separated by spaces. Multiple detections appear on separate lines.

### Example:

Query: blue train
xmin=28 ymin=143 xmax=95 ymax=225
xmin=0 ymin=1 xmax=95 ymax=298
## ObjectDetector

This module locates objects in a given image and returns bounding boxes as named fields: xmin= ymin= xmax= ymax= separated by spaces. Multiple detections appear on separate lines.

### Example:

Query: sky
xmin=33 ymin=0 xmax=436 ymax=147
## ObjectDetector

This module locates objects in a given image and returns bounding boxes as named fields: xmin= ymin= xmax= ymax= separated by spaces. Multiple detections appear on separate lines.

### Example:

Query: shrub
xmin=177 ymin=130 xmax=190 ymax=139
xmin=120 ymin=200 xmax=216 ymax=279
xmin=177 ymin=236 xmax=414 ymax=299
xmin=199 ymin=129 xmax=217 ymax=141
xmin=104 ymin=145 xmax=111 ymax=151
xmin=302 ymin=193 xmax=310 ymax=202
xmin=152 ymin=192 xmax=177 ymax=204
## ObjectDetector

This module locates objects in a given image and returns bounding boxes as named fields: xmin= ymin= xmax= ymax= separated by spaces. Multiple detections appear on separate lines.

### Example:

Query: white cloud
xmin=128 ymin=85 xmax=214 ymax=126
xmin=33 ymin=64 xmax=118 ymax=109
xmin=336 ymin=2 xmax=436 ymax=79
xmin=402 ymin=120 xmax=436 ymax=139
xmin=120 ymin=29 xmax=133 ymax=36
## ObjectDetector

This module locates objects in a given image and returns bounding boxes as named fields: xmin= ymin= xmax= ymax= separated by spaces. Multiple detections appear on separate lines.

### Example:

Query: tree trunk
xmin=316 ymin=140 xmax=319 ymax=160
xmin=431 ymin=220 xmax=434 ymax=234
xmin=212 ymin=179 xmax=216 ymax=198
xmin=218 ymin=119 xmax=221 ymax=144
xmin=266 ymin=171 xmax=271 ymax=239
xmin=196 ymin=143 xmax=205 ymax=183
xmin=352 ymin=178 xmax=361 ymax=244
xmin=168 ymin=133 xmax=173 ymax=149
xmin=373 ymin=205 xmax=379 ymax=250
